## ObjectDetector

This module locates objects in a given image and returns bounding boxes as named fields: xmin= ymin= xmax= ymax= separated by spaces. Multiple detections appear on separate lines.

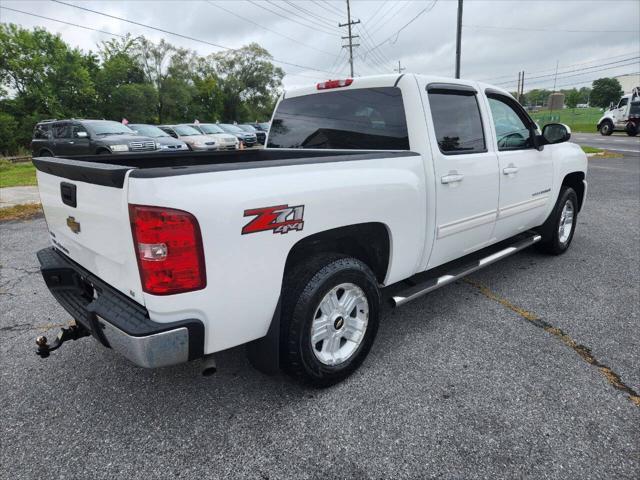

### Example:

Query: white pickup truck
xmin=33 ymin=74 xmax=587 ymax=386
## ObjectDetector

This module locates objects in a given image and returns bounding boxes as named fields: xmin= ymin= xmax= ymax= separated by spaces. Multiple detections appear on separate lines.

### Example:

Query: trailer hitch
xmin=35 ymin=323 xmax=90 ymax=358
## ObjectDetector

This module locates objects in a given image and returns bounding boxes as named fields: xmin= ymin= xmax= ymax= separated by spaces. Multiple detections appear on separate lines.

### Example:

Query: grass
xmin=530 ymin=107 xmax=603 ymax=133
xmin=0 ymin=160 xmax=37 ymax=188
xmin=581 ymin=146 xmax=603 ymax=154
xmin=0 ymin=203 xmax=42 ymax=222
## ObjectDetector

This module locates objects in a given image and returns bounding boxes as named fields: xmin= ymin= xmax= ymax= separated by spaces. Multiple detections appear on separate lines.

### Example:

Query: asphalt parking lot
xmin=1 ymin=151 xmax=638 ymax=479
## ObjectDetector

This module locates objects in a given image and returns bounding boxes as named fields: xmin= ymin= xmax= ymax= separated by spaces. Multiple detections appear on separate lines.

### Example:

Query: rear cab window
xmin=427 ymin=85 xmax=486 ymax=155
xmin=267 ymin=87 xmax=409 ymax=150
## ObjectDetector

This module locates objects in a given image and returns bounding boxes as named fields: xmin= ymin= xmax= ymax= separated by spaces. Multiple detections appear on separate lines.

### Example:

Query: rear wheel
xmin=38 ymin=149 xmax=53 ymax=157
xmin=537 ymin=187 xmax=578 ymax=255
xmin=626 ymin=122 xmax=638 ymax=137
xmin=599 ymin=120 xmax=613 ymax=136
xmin=280 ymin=254 xmax=380 ymax=386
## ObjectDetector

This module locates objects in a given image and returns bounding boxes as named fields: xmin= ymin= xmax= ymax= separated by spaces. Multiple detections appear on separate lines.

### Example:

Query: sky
xmin=1 ymin=0 xmax=639 ymax=92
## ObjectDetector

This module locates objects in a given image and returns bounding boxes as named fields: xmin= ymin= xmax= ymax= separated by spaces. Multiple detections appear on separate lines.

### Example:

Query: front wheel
xmin=537 ymin=187 xmax=578 ymax=255
xmin=599 ymin=121 xmax=613 ymax=136
xmin=280 ymin=254 xmax=380 ymax=386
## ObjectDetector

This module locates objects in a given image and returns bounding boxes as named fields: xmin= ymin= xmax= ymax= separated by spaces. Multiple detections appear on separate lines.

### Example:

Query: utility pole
xmin=517 ymin=71 xmax=522 ymax=101
xmin=520 ymin=71 xmax=525 ymax=102
xmin=395 ymin=60 xmax=406 ymax=74
xmin=552 ymin=60 xmax=559 ymax=91
xmin=455 ymin=0 xmax=463 ymax=78
xmin=339 ymin=0 xmax=360 ymax=77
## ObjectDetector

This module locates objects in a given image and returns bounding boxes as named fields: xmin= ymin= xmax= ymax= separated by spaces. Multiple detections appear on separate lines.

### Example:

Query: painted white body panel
xmin=36 ymin=73 xmax=588 ymax=357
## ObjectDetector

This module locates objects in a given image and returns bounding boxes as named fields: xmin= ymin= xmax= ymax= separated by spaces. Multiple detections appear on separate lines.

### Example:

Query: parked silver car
xmin=187 ymin=123 xmax=239 ymax=150
xmin=157 ymin=125 xmax=218 ymax=151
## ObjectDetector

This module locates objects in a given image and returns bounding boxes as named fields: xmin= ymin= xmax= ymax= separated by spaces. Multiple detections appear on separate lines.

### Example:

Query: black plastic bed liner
xmin=32 ymin=149 xmax=418 ymax=188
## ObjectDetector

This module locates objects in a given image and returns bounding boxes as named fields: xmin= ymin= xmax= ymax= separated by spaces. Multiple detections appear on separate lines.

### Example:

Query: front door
xmin=423 ymin=84 xmax=500 ymax=269
xmin=483 ymin=92 xmax=554 ymax=240
xmin=68 ymin=123 xmax=91 ymax=155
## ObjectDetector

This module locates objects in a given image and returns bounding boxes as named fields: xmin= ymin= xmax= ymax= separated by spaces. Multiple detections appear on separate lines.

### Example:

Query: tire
xmin=537 ymin=187 xmax=578 ymax=255
xmin=38 ymin=149 xmax=53 ymax=157
xmin=599 ymin=120 xmax=613 ymax=136
xmin=280 ymin=254 xmax=381 ymax=387
xmin=626 ymin=123 xmax=638 ymax=137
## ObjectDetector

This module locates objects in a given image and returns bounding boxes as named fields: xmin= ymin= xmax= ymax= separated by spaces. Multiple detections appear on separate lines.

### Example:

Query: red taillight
xmin=316 ymin=78 xmax=353 ymax=90
xmin=129 ymin=205 xmax=206 ymax=295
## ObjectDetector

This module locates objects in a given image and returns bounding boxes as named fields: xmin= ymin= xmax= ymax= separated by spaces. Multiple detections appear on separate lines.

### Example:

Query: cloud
xmin=1 ymin=0 xmax=638 ymax=90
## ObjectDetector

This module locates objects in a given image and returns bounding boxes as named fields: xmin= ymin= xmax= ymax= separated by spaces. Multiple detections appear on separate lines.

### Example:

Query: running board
xmin=391 ymin=233 xmax=542 ymax=307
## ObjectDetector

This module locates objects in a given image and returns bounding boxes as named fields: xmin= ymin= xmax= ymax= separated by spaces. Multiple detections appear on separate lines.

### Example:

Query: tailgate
xmin=34 ymin=157 xmax=144 ymax=304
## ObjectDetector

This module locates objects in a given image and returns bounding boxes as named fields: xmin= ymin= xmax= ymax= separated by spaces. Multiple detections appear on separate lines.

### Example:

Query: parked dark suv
xmin=31 ymin=119 xmax=159 ymax=157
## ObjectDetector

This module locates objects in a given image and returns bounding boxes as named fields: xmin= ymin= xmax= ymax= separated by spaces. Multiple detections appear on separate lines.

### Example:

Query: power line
xmin=316 ymin=0 xmax=344 ymax=17
xmin=363 ymin=0 xmax=438 ymax=59
xmin=500 ymin=61 xmax=639 ymax=89
xmin=261 ymin=0 xmax=341 ymax=36
xmin=50 ymin=0 xmax=339 ymax=75
xmin=0 ymin=5 xmax=124 ymax=38
xmin=282 ymin=0 xmax=341 ymax=28
xmin=205 ymin=1 xmax=339 ymax=59
xmin=493 ymin=56 xmax=640 ymax=86
xmin=464 ymin=24 xmax=639 ymax=34
xmin=479 ymin=51 xmax=640 ymax=82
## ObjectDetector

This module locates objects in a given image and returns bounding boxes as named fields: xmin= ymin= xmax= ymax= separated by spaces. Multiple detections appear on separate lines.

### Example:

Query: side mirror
xmin=76 ymin=131 xmax=88 ymax=138
xmin=541 ymin=123 xmax=571 ymax=145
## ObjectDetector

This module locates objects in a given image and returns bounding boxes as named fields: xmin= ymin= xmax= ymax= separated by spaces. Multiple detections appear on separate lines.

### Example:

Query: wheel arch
xmin=284 ymin=222 xmax=392 ymax=285
xmin=562 ymin=171 xmax=586 ymax=211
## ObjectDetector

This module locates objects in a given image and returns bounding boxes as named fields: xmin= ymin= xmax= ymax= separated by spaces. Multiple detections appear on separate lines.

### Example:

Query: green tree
xmin=578 ymin=87 xmax=591 ymax=105
xmin=0 ymin=111 xmax=18 ymax=155
xmin=565 ymin=89 xmax=581 ymax=108
xmin=0 ymin=24 xmax=97 ymax=147
xmin=526 ymin=89 xmax=552 ymax=107
xmin=210 ymin=43 xmax=284 ymax=122
xmin=590 ymin=78 xmax=623 ymax=108
xmin=136 ymin=38 xmax=195 ymax=123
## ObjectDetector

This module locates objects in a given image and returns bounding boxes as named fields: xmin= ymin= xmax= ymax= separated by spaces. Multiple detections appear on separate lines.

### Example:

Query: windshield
xmin=129 ymin=124 xmax=169 ymax=138
xmin=238 ymin=125 xmax=257 ymax=132
xmin=219 ymin=124 xmax=243 ymax=133
xmin=198 ymin=124 xmax=225 ymax=134
xmin=267 ymin=87 xmax=409 ymax=149
xmin=86 ymin=121 xmax=134 ymax=136
xmin=258 ymin=123 xmax=270 ymax=130
xmin=174 ymin=125 xmax=202 ymax=136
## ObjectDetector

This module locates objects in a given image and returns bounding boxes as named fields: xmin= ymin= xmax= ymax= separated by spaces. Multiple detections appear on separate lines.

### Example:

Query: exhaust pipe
xmin=202 ymin=354 xmax=217 ymax=376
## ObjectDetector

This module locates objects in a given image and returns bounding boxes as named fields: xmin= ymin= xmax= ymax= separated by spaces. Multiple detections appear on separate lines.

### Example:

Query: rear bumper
xmin=37 ymin=247 xmax=204 ymax=368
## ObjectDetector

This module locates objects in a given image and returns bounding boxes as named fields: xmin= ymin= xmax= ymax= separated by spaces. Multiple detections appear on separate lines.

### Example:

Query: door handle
xmin=441 ymin=172 xmax=464 ymax=184
xmin=67 ymin=141 xmax=75 ymax=144
xmin=503 ymin=166 xmax=519 ymax=175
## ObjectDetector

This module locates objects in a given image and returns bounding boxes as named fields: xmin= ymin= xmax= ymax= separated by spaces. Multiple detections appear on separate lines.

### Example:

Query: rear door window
xmin=52 ymin=123 xmax=70 ymax=139
xmin=428 ymin=90 xmax=486 ymax=155
xmin=33 ymin=124 xmax=51 ymax=139
xmin=268 ymin=87 xmax=409 ymax=150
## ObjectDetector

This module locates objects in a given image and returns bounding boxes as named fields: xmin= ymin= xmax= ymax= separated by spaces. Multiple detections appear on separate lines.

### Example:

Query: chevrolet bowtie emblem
xmin=66 ymin=216 xmax=81 ymax=234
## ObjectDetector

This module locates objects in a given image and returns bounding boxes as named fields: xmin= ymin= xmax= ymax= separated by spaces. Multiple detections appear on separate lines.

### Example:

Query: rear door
xmin=423 ymin=83 xmax=500 ymax=268
xmin=483 ymin=91 xmax=554 ymax=240
xmin=51 ymin=122 xmax=72 ymax=156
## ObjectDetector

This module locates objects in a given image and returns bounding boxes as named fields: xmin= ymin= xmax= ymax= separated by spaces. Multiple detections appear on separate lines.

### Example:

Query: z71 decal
xmin=242 ymin=204 xmax=305 ymax=235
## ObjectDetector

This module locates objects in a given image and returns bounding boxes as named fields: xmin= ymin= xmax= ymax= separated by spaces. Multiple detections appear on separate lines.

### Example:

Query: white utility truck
xmin=597 ymin=86 xmax=640 ymax=136
xmin=33 ymin=74 xmax=587 ymax=386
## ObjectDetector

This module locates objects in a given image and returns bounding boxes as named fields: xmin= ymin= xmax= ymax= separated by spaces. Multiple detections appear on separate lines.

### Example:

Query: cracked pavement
xmin=1 ymin=152 xmax=639 ymax=479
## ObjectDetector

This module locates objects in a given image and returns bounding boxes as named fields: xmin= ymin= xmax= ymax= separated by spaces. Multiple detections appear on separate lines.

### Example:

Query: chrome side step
xmin=391 ymin=234 xmax=542 ymax=307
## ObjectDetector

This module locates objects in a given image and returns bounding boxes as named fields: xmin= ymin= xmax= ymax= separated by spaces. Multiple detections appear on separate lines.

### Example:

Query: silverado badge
xmin=66 ymin=216 xmax=81 ymax=234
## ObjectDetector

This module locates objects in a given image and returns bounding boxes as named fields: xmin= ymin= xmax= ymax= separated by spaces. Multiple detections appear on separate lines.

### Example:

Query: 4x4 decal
xmin=242 ymin=204 xmax=305 ymax=235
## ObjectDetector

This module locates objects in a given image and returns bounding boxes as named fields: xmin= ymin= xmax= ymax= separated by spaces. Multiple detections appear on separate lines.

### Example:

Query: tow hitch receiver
xmin=35 ymin=323 xmax=90 ymax=358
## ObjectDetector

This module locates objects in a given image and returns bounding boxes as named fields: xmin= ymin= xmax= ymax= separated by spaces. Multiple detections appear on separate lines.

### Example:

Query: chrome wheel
xmin=558 ymin=200 xmax=574 ymax=244
xmin=310 ymin=283 xmax=369 ymax=366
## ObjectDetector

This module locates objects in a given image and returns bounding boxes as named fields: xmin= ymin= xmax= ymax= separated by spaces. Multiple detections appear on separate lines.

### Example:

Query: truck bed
xmin=32 ymin=149 xmax=416 ymax=188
